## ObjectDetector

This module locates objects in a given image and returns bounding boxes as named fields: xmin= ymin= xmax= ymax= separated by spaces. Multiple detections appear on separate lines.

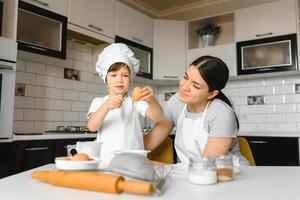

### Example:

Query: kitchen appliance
xmin=236 ymin=33 xmax=298 ymax=75
xmin=0 ymin=37 xmax=17 ymax=139
xmin=115 ymin=36 xmax=153 ymax=79
xmin=17 ymin=1 xmax=67 ymax=59
xmin=44 ymin=126 xmax=97 ymax=134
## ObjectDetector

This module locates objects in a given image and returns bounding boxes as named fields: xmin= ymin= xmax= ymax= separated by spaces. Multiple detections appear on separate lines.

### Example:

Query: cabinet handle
xmin=27 ymin=45 xmax=47 ymax=52
xmin=25 ymin=147 xmax=49 ymax=151
xmin=163 ymin=76 xmax=178 ymax=79
xmin=132 ymin=37 xmax=143 ymax=44
xmin=0 ymin=65 xmax=13 ymax=70
xmin=30 ymin=0 xmax=49 ymax=7
xmin=88 ymin=24 xmax=103 ymax=32
xmin=255 ymin=32 xmax=273 ymax=37
xmin=249 ymin=140 xmax=268 ymax=144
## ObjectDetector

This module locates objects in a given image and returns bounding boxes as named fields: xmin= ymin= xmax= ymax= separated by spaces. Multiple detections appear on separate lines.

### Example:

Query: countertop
xmin=238 ymin=132 xmax=300 ymax=137
xmin=1 ymin=164 xmax=300 ymax=200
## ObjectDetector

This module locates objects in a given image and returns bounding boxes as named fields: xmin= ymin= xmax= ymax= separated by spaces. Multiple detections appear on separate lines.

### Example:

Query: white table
xmin=1 ymin=164 xmax=300 ymax=200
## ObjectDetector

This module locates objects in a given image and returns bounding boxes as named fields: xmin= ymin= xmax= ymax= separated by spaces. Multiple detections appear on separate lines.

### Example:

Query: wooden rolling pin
xmin=32 ymin=170 xmax=154 ymax=196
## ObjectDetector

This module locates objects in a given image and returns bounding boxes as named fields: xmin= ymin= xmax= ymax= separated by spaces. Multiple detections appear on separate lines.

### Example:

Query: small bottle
xmin=215 ymin=155 xmax=234 ymax=182
xmin=188 ymin=157 xmax=217 ymax=185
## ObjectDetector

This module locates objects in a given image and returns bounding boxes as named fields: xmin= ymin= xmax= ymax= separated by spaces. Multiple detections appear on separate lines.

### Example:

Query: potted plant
xmin=196 ymin=21 xmax=221 ymax=47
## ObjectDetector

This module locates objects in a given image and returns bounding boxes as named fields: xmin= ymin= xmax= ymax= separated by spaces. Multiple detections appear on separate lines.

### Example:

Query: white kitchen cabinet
xmin=68 ymin=0 xmax=116 ymax=39
xmin=116 ymin=1 xmax=153 ymax=47
xmin=187 ymin=43 xmax=236 ymax=77
xmin=153 ymin=19 xmax=186 ymax=80
xmin=21 ymin=0 xmax=68 ymax=16
xmin=235 ymin=0 xmax=297 ymax=42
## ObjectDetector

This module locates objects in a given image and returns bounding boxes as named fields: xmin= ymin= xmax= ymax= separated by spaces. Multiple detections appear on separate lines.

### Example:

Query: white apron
xmin=175 ymin=103 xmax=209 ymax=164
xmin=97 ymin=97 xmax=143 ymax=167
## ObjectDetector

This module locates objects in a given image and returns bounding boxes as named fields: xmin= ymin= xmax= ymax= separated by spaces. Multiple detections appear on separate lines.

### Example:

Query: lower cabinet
xmin=245 ymin=137 xmax=299 ymax=166
xmin=0 ymin=142 xmax=13 ymax=178
xmin=13 ymin=140 xmax=53 ymax=174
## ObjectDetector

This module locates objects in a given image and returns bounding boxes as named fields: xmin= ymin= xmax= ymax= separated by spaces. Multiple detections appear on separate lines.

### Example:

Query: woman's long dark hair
xmin=191 ymin=55 xmax=239 ymax=130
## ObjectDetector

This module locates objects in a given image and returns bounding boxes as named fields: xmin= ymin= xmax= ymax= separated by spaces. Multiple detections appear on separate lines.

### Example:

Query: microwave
xmin=236 ymin=34 xmax=298 ymax=75
xmin=17 ymin=1 xmax=67 ymax=59
xmin=115 ymin=36 xmax=153 ymax=79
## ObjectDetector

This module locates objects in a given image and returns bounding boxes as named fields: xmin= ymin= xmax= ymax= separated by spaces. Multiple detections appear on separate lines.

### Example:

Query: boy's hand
xmin=140 ymin=86 xmax=155 ymax=103
xmin=104 ymin=94 xmax=124 ymax=110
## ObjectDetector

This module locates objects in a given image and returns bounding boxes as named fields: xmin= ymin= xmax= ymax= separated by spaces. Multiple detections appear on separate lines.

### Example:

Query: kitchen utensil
xmin=55 ymin=157 xmax=100 ymax=171
xmin=32 ymin=170 xmax=154 ymax=195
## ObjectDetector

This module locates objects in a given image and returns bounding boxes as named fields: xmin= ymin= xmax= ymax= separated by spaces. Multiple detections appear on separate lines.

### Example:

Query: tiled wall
xmin=13 ymin=39 xmax=159 ymax=133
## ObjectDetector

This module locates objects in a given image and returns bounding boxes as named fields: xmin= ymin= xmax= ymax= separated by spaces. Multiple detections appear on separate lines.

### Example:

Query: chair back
xmin=238 ymin=136 xmax=255 ymax=166
xmin=147 ymin=137 xmax=174 ymax=164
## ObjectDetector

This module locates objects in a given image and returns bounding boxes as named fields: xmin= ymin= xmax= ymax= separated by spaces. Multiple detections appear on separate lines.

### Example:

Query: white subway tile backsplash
xmin=25 ymin=85 xmax=45 ymax=98
xmin=284 ymin=94 xmax=300 ymax=103
xmin=54 ymin=100 xmax=71 ymax=111
xmin=33 ymin=121 xmax=54 ymax=133
xmin=247 ymin=79 xmax=264 ymax=87
xmin=16 ymin=72 xmax=36 ymax=84
xmin=35 ymin=98 xmax=54 ymax=110
xmin=265 ymin=95 xmax=284 ymax=104
xmin=36 ymin=75 xmax=56 ymax=87
xmin=277 ymin=123 xmax=297 ymax=132
xmin=63 ymin=90 xmax=80 ymax=101
xmin=63 ymin=111 xmax=79 ymax=121
xmin=274 ymin=85 xmax=295 ymax=94
xmin=13 ymin=109 xmax=23 ymax=120
xmin=223 ymin=88 xmax=239 ymax=97
xmin=26 ymin=61 xmax=46 ymax=75
xmin=72 ymin=81 xmax=88 ymax=91
xmin=227 ymin=79 xmax=249 ymax=88
xmin=13 ymin=121 xmax=34 ymax=133
xmin=285 ymin=75 xmax=300 ymax=84
xmin=236 ymin=105 xmax=257 ymax=114
xmin=266 ymin=114 xmax=286 ymax=122
xmin=46 ymin=65 xmax=64 ymax=78
xmin=73 ymin=60 xmax=89 ymax=72
xmin=239 ymin=88 xmax=256 ymax=96
xmin=72 ymin=101 xmax=88 ymax=112
xmin=247 ymin=114 xmax=266 ymax=123
xmin=45 ymin=110 xmax=62 ymax=121
xmin=80 ymin=71 xmax=95 ymax=83
xmin=239 ymin=123 xmax=256 ymax=132
xmin=79 ymin=91 xmax=95 ymax=102
xmin=256 ymin=86 xmax=274 ymax=95
xmin=81 ymin=52 xmax=93 ymax=63
xmin=286 ymin=113 xmax=300 ymax=122
xmin=17 ymin=60 xmax=26 ymax=72
xmin=87 ymin=83 xmax=101 ymax=93
xmin=275 ymin=104 xmax=296 ymax=113
xmin=24 ymin=109 xmax=45 ymax=121
xmin=257 ymin=123 xmax=277 ymax=131
xmin=45 ymin=88 xmax=63 ymax=99
xmin=265 ymin=77 xmax=284 ymax=85
xmin=55 ymin=78 xmax=73 ymax=90
xmin=14 ymin=96 xmax=35 ymax=108
xmin=67 ymin=48 xmax=81 ymax=60
xmin=256 ymin=105 xmax=275 ymax=113
xmin=79 ymin=112 xmax=88 ymax=122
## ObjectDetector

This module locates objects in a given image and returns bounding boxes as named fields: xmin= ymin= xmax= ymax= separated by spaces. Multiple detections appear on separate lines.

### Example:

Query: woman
xmin=144 ymin=55 xmax=248 ymax=165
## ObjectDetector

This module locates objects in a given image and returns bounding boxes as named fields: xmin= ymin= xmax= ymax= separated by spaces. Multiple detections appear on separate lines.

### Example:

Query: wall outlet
xmin=15 ymin=83 xmax=25 ymax=96
xmin=295 ymin=84 xmax=300 ymax=94
xmin=64 ymin=68 xmax=80 ymax=81
xmin=164 ymin=92 xmax=176 ymax=101
xmin=247 ymin=95 xmax=265 ymax=105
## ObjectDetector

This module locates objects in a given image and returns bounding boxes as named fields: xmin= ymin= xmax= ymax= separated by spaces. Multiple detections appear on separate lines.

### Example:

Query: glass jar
xmin=188 ymin=157 xmax=217 ymax=185
xmin=215 ymin=155 xmax=234 ymax=182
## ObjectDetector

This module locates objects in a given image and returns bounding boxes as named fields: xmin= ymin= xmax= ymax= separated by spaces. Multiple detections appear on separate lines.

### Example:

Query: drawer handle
xmin=0 ymin=65 xmax=13 ymax=70
xmin=132 ymin=37 xmax=143 ymax=44
xmin=88 ymin=24 xmax=103 ymax=32
xmin=27 ymin=45 xmax=47 ymax=52
xmin=30 ymin=0 xmax=49 ymax=7
xmin=249 ymin=141 xmax=268 ymax=144
xmin=256 ymin=32 xmax=273 ymax=37
xmin=25 ymin=147 xmax=49 ymax=151
xmin=163 ymin=76 xmax=178 ymax=79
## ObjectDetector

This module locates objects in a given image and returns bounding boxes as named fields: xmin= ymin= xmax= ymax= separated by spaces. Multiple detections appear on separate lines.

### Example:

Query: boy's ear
xmin=208 ymin=90 xmax=219 ymax=100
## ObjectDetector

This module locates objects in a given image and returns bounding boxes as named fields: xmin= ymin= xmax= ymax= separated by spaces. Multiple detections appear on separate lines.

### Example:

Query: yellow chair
xmin=147 ymin=137 xmax=174 ymax=164
xmin=238 ymin=136 xmax=256 ymax=166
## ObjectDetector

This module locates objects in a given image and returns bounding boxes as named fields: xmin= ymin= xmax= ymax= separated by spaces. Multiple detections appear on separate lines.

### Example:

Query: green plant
xmin=196 ymin=21 xmax=221 ymax=36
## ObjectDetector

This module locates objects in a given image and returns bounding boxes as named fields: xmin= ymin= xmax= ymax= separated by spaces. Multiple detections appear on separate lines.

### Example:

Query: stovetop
xmin=44 ymin=126 xmax=97 ymax=134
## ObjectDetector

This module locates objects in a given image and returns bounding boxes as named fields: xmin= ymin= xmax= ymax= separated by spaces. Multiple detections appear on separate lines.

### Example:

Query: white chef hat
xmin=96 ymin=43 xmax=140 ymax=83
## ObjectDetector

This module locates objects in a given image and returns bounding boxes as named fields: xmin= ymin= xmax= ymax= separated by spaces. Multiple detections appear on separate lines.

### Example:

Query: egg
xmin=62 ymin=156 xmax=70 ymax=161
xmin=69 ymin=153 xmax=91 ymax=161
xmin=132 ymin=86 xmax=142 ymax=101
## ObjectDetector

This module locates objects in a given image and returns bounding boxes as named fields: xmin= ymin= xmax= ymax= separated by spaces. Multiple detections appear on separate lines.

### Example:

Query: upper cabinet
xmin=21 ymin=0 xmax=68 ymax=16
xmin=68 ymin=0 xmax=116 ymax=39
xmin=116 ymin=2 xmax=153 ymax=47
xmin=153 ymin=19 xmax=186 ymax=80
xmin=235 ymin=0 xmax=297 ymax=42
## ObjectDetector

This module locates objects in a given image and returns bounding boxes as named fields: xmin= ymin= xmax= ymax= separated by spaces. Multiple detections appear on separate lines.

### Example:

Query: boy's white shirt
xmin=87 ymin=95 xmax=149 ymax=168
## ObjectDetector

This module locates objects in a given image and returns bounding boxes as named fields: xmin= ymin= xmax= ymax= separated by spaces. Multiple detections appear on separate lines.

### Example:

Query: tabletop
xmin=0 ymin=164 xmax=300 ymax=200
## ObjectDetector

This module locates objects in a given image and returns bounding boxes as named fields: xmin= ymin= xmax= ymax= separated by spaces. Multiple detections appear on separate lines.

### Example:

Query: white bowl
xmin=55 ymin=157 xmax=100 ymax=171
xmin=112 ymin=150 xmax=151 ymax=156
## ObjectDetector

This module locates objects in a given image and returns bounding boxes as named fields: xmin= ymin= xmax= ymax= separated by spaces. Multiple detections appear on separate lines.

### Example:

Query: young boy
xmin=87 ymin=43 xmax=164 ymax=167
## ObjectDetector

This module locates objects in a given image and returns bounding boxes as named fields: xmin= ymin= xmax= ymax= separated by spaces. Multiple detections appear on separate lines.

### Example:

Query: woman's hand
xmin=140 ymin=86 xmax=155 ymax=103
xmin=104 ymin=94 xmax=124 ymax=110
